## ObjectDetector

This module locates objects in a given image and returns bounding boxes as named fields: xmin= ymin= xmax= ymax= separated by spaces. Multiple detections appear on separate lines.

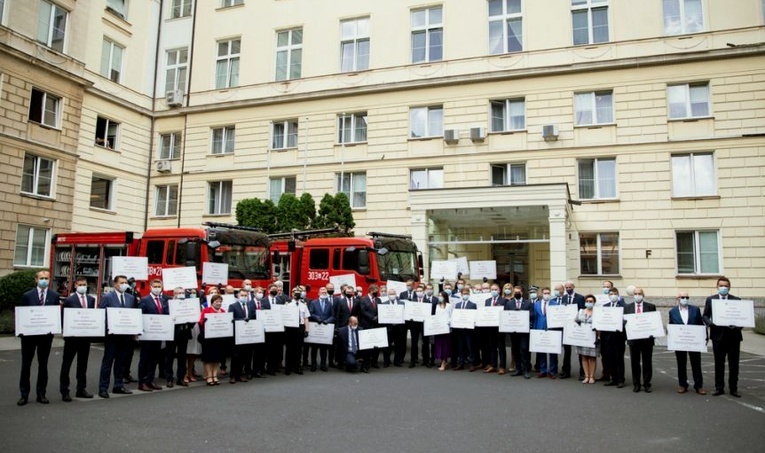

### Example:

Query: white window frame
xmin=28 ymin=87 xmax=61 ymax=128
xmin=0 ymin=0 xmax=6 ymax=26
xmin=101 ymin=39 xmax=124 ymax=83
xmin=155 ymin=184 xmax=179 ymax=217
xmin=37 ymin=0 xmax=68 ymax=53
xmin=410 ymin=168 xmax=444 ymax=190
xmin=275 ymin=28 xmax=303 ymax=81
xmin=571 ymin=0 xmax=609 ymax=45
xmin=411 ymin=6 xmax=444 ymax=63
xmin=579 ymin=232 xmax=620 ymax=276
xmin=409 ymin=106 xmax=444 ymax=138
xmin=337 ymin=112 xmax=368 ymax=144
xmin=336 ymin=172 xmax=367 ymax=209
xmin=488 ymin=0 xmax=523 ymax=55
xmin=490 ymin=98 xmax=525 ymax=132
xmin=171 ymin=0 xmax=192 ymax=18
xmin=215 ymin=38 xmax=240 ymax=89
xmin=269 ymin=176 xmax=296 ymax=203
xmin=165 ymin=48 xmax=189 ymax=94
xmin=340 ymin=17 xmax=370 ymax=72
xmin=271 ymin=120 xmax=299 ymax=150
xmin=671 ymin=152 xmax=716 ymax=198
xmin=210 ymin=126 xmax=235 ymax=155
xmin=221 ymin=0 xmax=243 ymax=7
xmin=578 ymin=157 xmax=617 ymax=200
xmin=663 ymin=0 xmax=705 ymax=35
xmin=21 ymin=153 xmax=55 ymax=198
xmin=158 ymin=132 xmax=182 ymax=160
xmin=491 ymin=163 xmax=526 ymax=186
xmin=676 ymin=230 xmax=721 ymax=275
xmin=106 ymin=0 xmax=128 ymax=20
xmin=95 ymin=116 xmax=120 ymax=150
xmin=667 ymin=82 xmax=710 ymax=120
xmin=208 ymin=180 xmax=233 ymax=215
xmin=14 ymin=225 xmax=50 ymax=268
xmin=574 ymin=90 xmax=614 ymax=126
xmin=89 ymin=175 xmax=116 ymax=211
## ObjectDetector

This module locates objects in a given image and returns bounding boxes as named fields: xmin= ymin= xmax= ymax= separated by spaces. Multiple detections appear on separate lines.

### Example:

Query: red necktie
xmin=348 ymin=299 xmax=352 ymax=312
xmin=516 ymin=301 xmax=521 ymax=310
xmin=637 ymin=304 xmax=642 ymax=314
xmin=371 ymin=298 xmax=376 ymax=309
xmin=155 ymin=297 xmax=163 ymax=314
xmin=492 ymin=298 xmax=497 ymax=306
xmin=257 ymin=300 xmax=261 ymax=310
xmin=81 ymin=295 xmax=87 ymax=309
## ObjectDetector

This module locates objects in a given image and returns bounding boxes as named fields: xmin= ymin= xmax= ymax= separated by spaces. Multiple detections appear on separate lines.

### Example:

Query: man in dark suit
xmin=165 ymin=287 xmax=192 ymax=388
xmin=452 ymin=288 xmax=477 ymax=370
xmin=229 ymin=288 xmax=257 ymax=383
xmin=669 ymin=290 xmax=707 ymax=395
xmin=601 ymin=287 xmax=626 ymax=388
xmin=561 ymin=281 xmax=586 ymax=379
xmin=136 ymin=279 xmax=168 ymax=392
xmin=333 ymin=285 xmax=360 ymax=368
xmin=382 ymin=288 xmax=407 ymax=367
xmin=505 ymin=285 xmax=534 ymax=379
xmin=98 ymin=274 xmax=136 ymax=398
xmin=308 ymin=286 xmax=335 ymax=372
xmin=337 ymin=316 xmax=363 ymax=372
xmin=250 ymin=286 xmax=268 ymax=378
xmin=264 ymin=283 xmax=285 ymax=375
xmin=703 ymin=277 xmax=743 ymax=397
xmin=18 ymin=270 xmax=59 ymax=406
xmin=359 ymin=284 xmax=381 ymax=369
xmin=398 ymin=278 xmax=415 ymax=302
xmin=60 ymin=277 xmax=96 ymax=401
xmin=533 ymin=287 xmax=558 ymax=378
xmin=624 ymin=287 xmax=656 ymax=393
xmin=479 ymin=284 xmax=506 ymax=374
xmin=406 ymin=284 xmax=431 ymax=368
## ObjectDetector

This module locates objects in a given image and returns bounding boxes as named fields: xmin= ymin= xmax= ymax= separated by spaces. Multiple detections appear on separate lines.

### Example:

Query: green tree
xmin=276 ymin=194 xmax=305 ymax=232
xmin=314 ymin=192 xmax=355 ymax=233
xmin=235 ymin=198 xmax=278 ymax=234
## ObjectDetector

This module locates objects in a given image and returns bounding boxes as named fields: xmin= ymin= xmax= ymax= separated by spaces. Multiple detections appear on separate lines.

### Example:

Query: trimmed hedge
xmin=755 ymin=315 xmax=765 ymax=336
xmin=0 ymin=269 xmax=44 ymax=313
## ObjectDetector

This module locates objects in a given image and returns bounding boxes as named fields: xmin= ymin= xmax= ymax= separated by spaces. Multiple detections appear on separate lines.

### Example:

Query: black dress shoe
xmin=310 ymin=365 xmax=317 ymax=372
xmin=176 ymin=380 xmax=189 ymax=387
xmin=617 ymin=382 xmax=625 ymax=389
xmin=266 ymin=370 xmax=276 ymax=376
xmin=138 ymin=384 xmax=154 ymax=392
xmin=408 ymin=363 xmax=416 ymax=368
xmin=524 ymin=373 xmax=530 ymax=379
xmin=371 ymin=363 xmax=380 ymax=369
xmin=76 ymin=389 xmax=94 ymax=399
xmin=17 ymin=397 xmax=28 ymax=406
xmin=166 ymin=380 xmax=174 ymax=388
xmin=559 ymin=373 xmax=570 ymax=379
xmin=149 ymin=383 xmax=162 ymax=390
xmin=123 ymin=375 xmax=135 ymax=384
xmin=37 ymin=396 xmax=50 ymax=404
xmin=62 ymin=393 xmax=72 ymax=402
xmin=112 ymin=387 xmax=133 ymax=395
xmin=633 ymin=386 xmax=641 ymax=393
xmin=295 ymin=369 xmax=304 ymax=375
xmin=361 ymin=368 xmax=369 ymax=374
xmin=730 ymin=391 xmax=742 ymax=398
xmin=712 ymin=390 xmax=724 ymax=396
xmin=423 ymin=363 xmax=432 ymax=369
xmin=98 ymin=391 xmax=110 ymax=399
xmin=285 ymin=371 xmax=291 ymax=376
xmin=321 ymin=366 xmax=328 ymax=372
xmin=253 ymin=372 xmax=263 ymax=378
xmin=511 ymin=371 xmax=522 ymax=376
xmin=644 ymin=385 xmax=652 ymax=393
xmin=383 ymin=362 xmax=390 ymax=368
xmin=604 ymin=381 xmax=617 ymax=387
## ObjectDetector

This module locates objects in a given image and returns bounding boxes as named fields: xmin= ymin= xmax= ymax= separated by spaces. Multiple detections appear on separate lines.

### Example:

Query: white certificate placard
xmin=499 ymin=310 xmax=530 ymax=333
xmin=63 ymin=308 xmax=105 ymax=337
xmin=450 ymin=309 xmax=476 ymax=329
xmin=592 ymin=306 xmax=624 ymax=332
xmin=358 ymin=327 xmax=388 ymax=350
xmin=15 ymin=306 xmax=62 ymax=336
xmin=111 ymin=256 xmax=148 ymax=281
xmin=667 ymin=324 xmax=708 ymax=353
xmin=530 ymin=329 xmax=562 ymax=354
xmin=140 ymin=314 xmax=174 ymax=341
xmin=329 ymin=274 xmax=356 ymax=291
xmin=281 ymin=304 xmax=300 ymax=328
xmin=430 ymin=260 xmax=458 ymax=280
xmin=386 ymin=280 xmax=408 ymax=296
xmin=712 ymin=299 xmax=755 ymax=328
xmin=378 ymin=304 xmax=405 ymax=324
xmin=404 ymin=301 xmax=431 ymax=322
xmin=624 ymin=311 xmax=666 ymax=341
xmin=261 ymin=308 xmax=284 ymax=333
xmin=454 ymin=256 xmax=470 ymax=277
xmin=106 ymin=307 xmax=143 ymax=335
xmin=305 ymin=322 xmax=335 ymax=345
xmin=162 ymin=266 xmax=198 ymax=291
xmin=202 ymin=262 xmax=228 ymax=286
xmin=204 ymin=312 xmax=234 ymax=339
xmin=469 ymin=293 xmax=488 ymax=305
xmin=563 ymin=322 xmax=597 ymax=348
xmin=475 ymin=306 xmax=503 ymax=327
xmin=235 ymin=319 xmax=266 ymax=345
xmin=469 ymin=260 xmax=497 ymax=280
xmin=546 ymin=304 xmax=579 ymax=329
xmin=169 ymin=298 xmax=202 ymax=324
xmin=219 ymin=294 xmax=237 ymax=312
xmin=424 ymin=315 xmax=450 ymax=336
xmin=595 ymin=294 xmax=609 ymax=306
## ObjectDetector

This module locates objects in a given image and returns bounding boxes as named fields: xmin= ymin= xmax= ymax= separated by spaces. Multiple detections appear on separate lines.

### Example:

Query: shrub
xmin=0 ymin=269 xmax=43 ymax=313
xmin=755 ymin=315 xmax=765 ymax=336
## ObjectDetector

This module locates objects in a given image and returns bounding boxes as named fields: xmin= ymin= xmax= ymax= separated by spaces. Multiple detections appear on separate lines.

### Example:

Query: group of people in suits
xmin=17 ymin=270 xmax=748 ymax=404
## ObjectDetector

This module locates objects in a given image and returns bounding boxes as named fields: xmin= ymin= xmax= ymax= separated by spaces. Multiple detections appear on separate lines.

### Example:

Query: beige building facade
xmin=2 ymin=0 xmax=764 ymax=301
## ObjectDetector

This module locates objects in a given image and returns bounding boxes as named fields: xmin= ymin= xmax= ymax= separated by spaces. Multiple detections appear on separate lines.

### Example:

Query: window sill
xmin=675 ymin=274 xmax=724 ymax=280
xmin=89 ymin=207 xmax=117 ymax=215
xmin=150 ymin=215 xmax=177 ymax=220
xmin=95 ymin=144 xmax=119 ymax=152
xmin=14 ymin=264 xmax=48 ymax=271
xmin=350 ymin=207 xmax=367 ymax=212
xmin=270 ymin=147 xmax=297 ymax=152
xmin=216 ymin=4 xmax=246 ymax=12
xmin=203 ymin=213 xmax=232 ymax=217
xmin=340 ymin=69 xmax=372 ymax=76
xmin=104 ymin=8 xmax=131 ymax=27
xmin=408 ymin=136 xmax=441 ymax=142
xmin=671 ymin=195 xmax=720 ymax=201
xmin=573 ymin=123 xmax=616 ymax=129
xmin=20 ymin=192 xmax=55 ymax=202
xmin=667 ymin=116 xmax=714 ymax=123
xmin=165 ymin=14 xmax=192 ymax=23
xmin=29 ymin=120 xmax=62 ymax=132
xmin=488 ymin=129 xmax=527 ymax=136
xmin=208 ymin=152 xmax=235 ymax=157
xmin=158 ymin=157 xmax=181 ymax=162
xmin=334 ymin=142 xmax=367 ymax=147
xmin=578 ymin=198 xmax=619 ymax=204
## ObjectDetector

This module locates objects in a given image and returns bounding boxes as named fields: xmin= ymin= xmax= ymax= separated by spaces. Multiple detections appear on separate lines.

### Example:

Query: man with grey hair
xmin=624 ymin=287 xmax=656 ymax=393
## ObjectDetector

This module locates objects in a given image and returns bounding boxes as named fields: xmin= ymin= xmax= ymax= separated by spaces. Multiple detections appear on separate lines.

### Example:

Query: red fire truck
xmin=269 ymin=230 xmax=423 ymax=299
xmin=50 ymin=223 xmax=272 ymax=300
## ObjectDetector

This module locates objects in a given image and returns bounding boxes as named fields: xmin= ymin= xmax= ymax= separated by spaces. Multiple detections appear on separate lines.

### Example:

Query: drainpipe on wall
xmin=176 ymin=0 xmax=198 ymax=228
xmin=144 ymin=0 xmax=164 ymax=232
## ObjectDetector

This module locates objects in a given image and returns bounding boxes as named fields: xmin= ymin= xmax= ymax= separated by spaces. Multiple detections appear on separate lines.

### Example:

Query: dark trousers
xmin=675 ymin=350 xmax=703 ymax=389
xmin=165 ymin=337 xmax=188 ymax=382
xmin=122 ymin=338 xmax=137 ymax=379
xmin=712 ymin=338 xmax=740 ymax=392
xmin=60 ymin=338 xmax=91 ymax=395
xmin=232 ymin=344 xmax=254 ymax=378
xmin=310 ymin=344 xmax=329 ymax=367
xmin=602 ymin=334 xmax=626 ymax=384
xmin=266 ymin=332 xmax=284 ymax=371
xmin=20 ymin=335 xmax=53 ymax=398
xmin=384 ymin=325 xmax=406 ymax=365
xmin=284 ymin=326 xmax=305 ymax=372
xmin=493 ymin=331 xmax=507 ymax=369
xmin=406 ymin=321 xmax=427 ymax=363
xmin=100 ymin=336 xmax=130 ymax=391
xmin=509 ymin=333 xmax=531 ymax=373
xmin=450 ymin=328 xmax=460 ymax=367
xmin=138 ymin=341 xmax=162 ymax=385
xmin=629 ymin=341 xmax=653 ymax=387
xmin=453 ymin=328 xmax=474 ymax=365
xmin=252 ymin=343 xmax=267 ymax=374
xmin=562 ymin=344 xmax=572 ymax=375
xmin=476 ymin=327 xmax=493 ymax=366
xmin=539 ymin=352 xmax=558 ymax=374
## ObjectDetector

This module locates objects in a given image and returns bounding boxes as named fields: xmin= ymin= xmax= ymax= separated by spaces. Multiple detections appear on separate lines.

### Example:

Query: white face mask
xmin=244 ymin=284 xmax=252 ymax=291
xmin=151 ymin=287 xmax=162 ymax=296
xmin=76 ymin=285 xmax=88 ymax=295
xmin=542 ymin=294 xmax=551 ymax=301
xmin=609 ymin=294 xmax=618 ymax=302
xmin=118 ymin=283 xmax=129 ymax=293
xmin=634 ymin=295 xmax=644 ymax=303
xmin=254 ymin=292 xmax=263 ymax=300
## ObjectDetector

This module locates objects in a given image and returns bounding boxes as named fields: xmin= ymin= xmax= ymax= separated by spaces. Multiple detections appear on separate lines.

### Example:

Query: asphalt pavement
xmin=0 ymin=335 xmax=763 ymax=453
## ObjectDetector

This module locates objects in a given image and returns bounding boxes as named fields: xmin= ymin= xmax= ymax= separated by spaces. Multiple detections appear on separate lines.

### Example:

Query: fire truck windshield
xmin=377 ymin=250 xmax=418 ymax=281
xmin=212 ymin=245 xmax=270 ymax=280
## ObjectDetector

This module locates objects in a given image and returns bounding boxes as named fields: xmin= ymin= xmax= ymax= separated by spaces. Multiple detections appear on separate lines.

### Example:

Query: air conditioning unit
xmin=542 ymin=124 xmax=559 ymax=141
xmin=470 ymin=127 xmax=486 ymax=142
xmin=155 ymin=160 xmax=172 ymax=173
xmin=166 ymin=89 xmax=184 ymax=107
xmin=443 ymin=128 xmax=459 ymax=144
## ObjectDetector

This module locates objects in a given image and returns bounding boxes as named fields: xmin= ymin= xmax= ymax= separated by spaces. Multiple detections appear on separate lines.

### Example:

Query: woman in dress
xmin=199 ymin=294 xmax=226 ymax=385
xmin=575 ymin=294 xmax=598 ymax=384
xmin=434 ymin=291 xmax=453 ymax=371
